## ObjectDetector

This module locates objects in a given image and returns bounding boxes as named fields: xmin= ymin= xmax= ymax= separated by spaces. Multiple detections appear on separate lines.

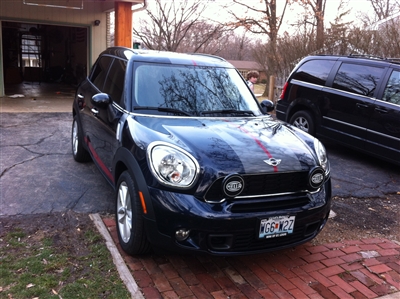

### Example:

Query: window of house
xmin=21 ymin=34 xmax=41 ymax=67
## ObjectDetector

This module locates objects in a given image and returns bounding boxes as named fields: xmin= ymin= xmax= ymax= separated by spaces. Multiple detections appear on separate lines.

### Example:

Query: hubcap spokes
xmin=117 ymin=182 xmax=132 ymax=243
xmin=72 ymin=121 xmax=79 ymax=155
xmin=294 ymin=117 xmax=308 ymax=132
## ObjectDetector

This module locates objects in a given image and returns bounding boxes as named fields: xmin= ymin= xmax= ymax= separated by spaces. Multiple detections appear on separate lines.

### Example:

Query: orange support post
xmin=114 ymin=1 xmax=132 ymax=48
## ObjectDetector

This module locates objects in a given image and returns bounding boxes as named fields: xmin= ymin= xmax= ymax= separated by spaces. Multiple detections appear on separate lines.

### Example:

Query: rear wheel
xmin=289 ymin=110 xmax=315 ymax=135
xmin=116 ymin=171 xmax=151 ymax=255
xmin=71 ymin=116 xmax=91 ymax=162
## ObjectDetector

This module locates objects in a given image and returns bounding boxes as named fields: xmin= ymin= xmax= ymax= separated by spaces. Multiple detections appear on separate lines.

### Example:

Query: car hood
xmin=129 ymin=115 xmax=318 ymax=175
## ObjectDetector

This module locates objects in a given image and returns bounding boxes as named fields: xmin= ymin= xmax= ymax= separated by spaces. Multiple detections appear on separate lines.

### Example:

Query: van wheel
xmin=290 ymin=111 xmax=315 ymax=135
xmin=115 ymin=171 xmax=151 ymax=255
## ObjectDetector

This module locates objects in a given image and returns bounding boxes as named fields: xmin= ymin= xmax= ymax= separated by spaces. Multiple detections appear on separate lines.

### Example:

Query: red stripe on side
xmin=84 ymin=137 xmax=115 ymax=183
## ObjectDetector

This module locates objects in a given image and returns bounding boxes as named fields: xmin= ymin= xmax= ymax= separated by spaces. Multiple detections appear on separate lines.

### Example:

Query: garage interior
xmin=2 ymin=21 xmax=88 ymax=98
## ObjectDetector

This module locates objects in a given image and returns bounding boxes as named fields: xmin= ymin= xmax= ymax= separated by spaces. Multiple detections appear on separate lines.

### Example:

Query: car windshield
xmin=133 ymin=63 xmax=261 ymax=116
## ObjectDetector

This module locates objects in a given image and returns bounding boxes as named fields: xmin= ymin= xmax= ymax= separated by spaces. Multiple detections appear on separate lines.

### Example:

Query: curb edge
xmin=89 ymin=213 xmax=144 ymax=299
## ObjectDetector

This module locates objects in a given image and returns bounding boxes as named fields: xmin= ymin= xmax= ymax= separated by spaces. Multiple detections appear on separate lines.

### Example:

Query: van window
xmin=382 ymin=70 xmax=400 ymax=105
xmin=333 ymin=63 xmax=384 ymax=97
xmin=292 ymin=60 xmax=335 ymax=86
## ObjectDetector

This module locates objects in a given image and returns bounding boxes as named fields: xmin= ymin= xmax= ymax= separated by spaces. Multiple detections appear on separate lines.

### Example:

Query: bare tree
xmin=224 ymin=0 xmax=290 ymax=95
xmin=216 ymin=32 xmax=254 ymax=61
xmin=133 ymin=0 xmax=226 ymax=53
xmin=295 ymin=0 xmax=327 ymax=49
xmin=176 ymin=21 xmax=232 ymax=55
xmin=369 ymin=0 xmax=400 ymax=20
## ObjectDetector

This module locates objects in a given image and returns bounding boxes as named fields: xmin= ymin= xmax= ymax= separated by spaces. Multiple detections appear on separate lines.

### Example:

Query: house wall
xmin=0 ymin=0 xmax=113 ymax=96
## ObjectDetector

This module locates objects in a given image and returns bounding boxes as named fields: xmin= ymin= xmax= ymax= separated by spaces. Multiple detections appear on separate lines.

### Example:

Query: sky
xmin=203 ymin=0 xmax=373 ymax=33
xmin=132 ymin=0 xmax=377 ymax=35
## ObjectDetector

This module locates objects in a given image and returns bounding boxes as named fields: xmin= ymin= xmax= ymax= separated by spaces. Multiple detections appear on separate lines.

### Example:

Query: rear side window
xmin=292 ymin=60 xmax=335 ymax=86
xmin=333 ymin=63 xmax=384 ymax=97
xmin=382 ymin=70 xmax=400 ymax=105
xmin=90 ymin=56 xmax=113 ymax=90
xmin=103 ymin=58 xmax=127 ymax=107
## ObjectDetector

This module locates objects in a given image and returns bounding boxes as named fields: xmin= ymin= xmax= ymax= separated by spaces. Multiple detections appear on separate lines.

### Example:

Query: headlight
xmin=314 ymin=139 xmax=330 ymax=174
xmin=147 ymin=142 xmax=199 ymax=188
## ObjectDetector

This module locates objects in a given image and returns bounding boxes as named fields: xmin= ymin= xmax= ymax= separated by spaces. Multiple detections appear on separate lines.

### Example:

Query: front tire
xmin=116 ymin=171 xmax=151 ymax=255
xmin=289 ymin=110 xmax=315 ymax=135
xmin=71 ymin=116 xmax=91 ymax=162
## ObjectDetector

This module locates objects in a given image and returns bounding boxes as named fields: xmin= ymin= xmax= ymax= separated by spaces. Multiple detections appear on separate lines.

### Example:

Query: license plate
xmin=259 ymin=215 xmax=295 ymax=239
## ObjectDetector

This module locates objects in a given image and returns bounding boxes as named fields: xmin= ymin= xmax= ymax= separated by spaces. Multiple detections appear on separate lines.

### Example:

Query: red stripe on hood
xmin=237 ymin=125 xmax=278 ymax=172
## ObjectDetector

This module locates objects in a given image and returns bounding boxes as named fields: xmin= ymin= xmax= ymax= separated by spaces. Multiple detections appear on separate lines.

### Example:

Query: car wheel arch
xmin=288 ymin=99 xmax=321 ymax=128
xmin=113 ymin=147 xmax=156 ymax=220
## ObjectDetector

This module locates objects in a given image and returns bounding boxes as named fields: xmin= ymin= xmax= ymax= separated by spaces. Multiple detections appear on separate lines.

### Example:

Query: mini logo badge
xmin=264 ymin=158 xmax=281 ymax=166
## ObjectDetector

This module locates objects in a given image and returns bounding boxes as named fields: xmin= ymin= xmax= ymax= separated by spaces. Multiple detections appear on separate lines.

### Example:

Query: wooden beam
xmin=114 ymin=1 xmax=132 ymax=48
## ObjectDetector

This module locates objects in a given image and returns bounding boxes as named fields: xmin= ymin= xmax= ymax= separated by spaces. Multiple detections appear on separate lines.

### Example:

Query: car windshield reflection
xmin=133 ymin=64 xmax=261 ymax=116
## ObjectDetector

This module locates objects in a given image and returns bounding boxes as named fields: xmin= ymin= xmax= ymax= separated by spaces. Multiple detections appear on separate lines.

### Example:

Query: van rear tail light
xmin=279 ymin=82 xmax=289 ymax=100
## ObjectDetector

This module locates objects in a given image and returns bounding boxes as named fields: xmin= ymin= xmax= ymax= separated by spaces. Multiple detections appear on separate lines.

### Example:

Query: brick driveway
xmin=102 ymin=217 xmax=400 ymax=299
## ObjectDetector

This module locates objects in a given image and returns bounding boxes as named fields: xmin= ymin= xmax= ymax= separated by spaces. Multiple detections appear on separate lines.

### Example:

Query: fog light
xmin=175 ymin=229 xmax=190 ymax=241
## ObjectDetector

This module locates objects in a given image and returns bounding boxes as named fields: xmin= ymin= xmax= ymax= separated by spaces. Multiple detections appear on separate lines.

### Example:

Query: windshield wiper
xmin=134 ymin=106 xmax=192 ymax=116
xmin=200 ymin=109 xmax=254 ymax=116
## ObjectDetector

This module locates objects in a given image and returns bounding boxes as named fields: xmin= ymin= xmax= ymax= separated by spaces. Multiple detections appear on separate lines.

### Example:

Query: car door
xmin=90 ymin=58 xmax=127 ymax=181
xmin=365 ymin=68 xmax=400 ymax=164
xmin=78 ymin=55 xmax=113 ymax=147
xmin=321 ymin=62 xmax=386 ymax=149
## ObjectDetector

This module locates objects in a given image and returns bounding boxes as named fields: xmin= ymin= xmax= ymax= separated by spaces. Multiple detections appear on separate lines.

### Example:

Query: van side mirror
xmin=260 ymin=100 xmax=275 ymax=114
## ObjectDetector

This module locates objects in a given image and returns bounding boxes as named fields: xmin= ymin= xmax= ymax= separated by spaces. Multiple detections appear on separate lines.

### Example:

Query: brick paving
xmin=102 ymin=217 xmax=400 ymax=299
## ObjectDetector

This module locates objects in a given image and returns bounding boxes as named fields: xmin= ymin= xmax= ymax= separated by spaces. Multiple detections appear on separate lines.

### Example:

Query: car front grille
xmin=229 ymin=194 xmax=310 ymax=213
xmin=204 ymin=171 xmax=310 ymax=203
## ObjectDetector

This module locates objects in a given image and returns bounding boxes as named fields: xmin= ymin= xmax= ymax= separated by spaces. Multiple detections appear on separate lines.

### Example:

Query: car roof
xmin=302 ymin=54 xmax=400 ymax=67
xmin=99 ymin=46 xmax=234 ymax=68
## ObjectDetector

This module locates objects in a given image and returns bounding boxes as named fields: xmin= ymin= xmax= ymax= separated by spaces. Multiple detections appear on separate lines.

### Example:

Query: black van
xmin=276 ymin=55 xmax=400 ymax=165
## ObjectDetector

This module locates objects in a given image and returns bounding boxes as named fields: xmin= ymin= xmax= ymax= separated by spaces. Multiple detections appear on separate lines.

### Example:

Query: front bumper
xmin=143 ymin=179 xmax=332 ymax=256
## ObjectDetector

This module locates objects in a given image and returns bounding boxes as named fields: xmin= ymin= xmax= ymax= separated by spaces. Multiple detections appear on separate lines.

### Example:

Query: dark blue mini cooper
xmin=71 ymin=47 xmax=332 ymax=256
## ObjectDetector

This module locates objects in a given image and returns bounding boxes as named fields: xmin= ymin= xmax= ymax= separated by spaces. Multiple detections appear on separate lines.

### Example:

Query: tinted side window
xmin=103 ymin=58 xmax=127 ymax=107
xmin=333 ymin=63 xmax=384 ymax=97
xmin=382 ymin=70 xmax=400 ymax=105
xmin=90 ymin=56 xmax=113 ymax=90
xmin=292 ymin=60 xmax=335 ymax=85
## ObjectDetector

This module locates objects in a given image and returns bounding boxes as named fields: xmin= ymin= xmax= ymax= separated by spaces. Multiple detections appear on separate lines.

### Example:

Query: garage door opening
xmin=2 ymin=21 xmax=88 ymax=98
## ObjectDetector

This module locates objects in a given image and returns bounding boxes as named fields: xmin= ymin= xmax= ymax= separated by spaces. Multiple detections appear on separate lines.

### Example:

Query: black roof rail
xmin=348 ymin=54 xmax=386 ymax=60
xmin=187 ymin=52 xmax=227 ymax=62
xmin=347 ymin=54 xmax=400 ymax=64
xmin=386 ymin=57 xmax=400 ymax=63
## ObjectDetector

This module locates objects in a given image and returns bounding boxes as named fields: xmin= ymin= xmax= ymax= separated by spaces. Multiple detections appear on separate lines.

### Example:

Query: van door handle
xmin=356 ymin=103 xmax=369 ymax=109
xmin=375 ymin=108 xmax=387 ymax=114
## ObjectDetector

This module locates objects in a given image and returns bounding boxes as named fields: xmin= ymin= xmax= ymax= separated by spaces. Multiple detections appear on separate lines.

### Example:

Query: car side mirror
xmin=91 ymin=93 xmax=111 ymax=109
xmin=260 ymin=100 xmax=275 ymax=114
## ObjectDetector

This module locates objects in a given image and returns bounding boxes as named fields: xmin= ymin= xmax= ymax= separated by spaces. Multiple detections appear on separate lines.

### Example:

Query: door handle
xmin=356 ymin=103 xmax=369 ymax=109
xmin=91 ymin=108 xmax=99 ymax=115
xmin=375 ymin=108 xmax=387 ymax=114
